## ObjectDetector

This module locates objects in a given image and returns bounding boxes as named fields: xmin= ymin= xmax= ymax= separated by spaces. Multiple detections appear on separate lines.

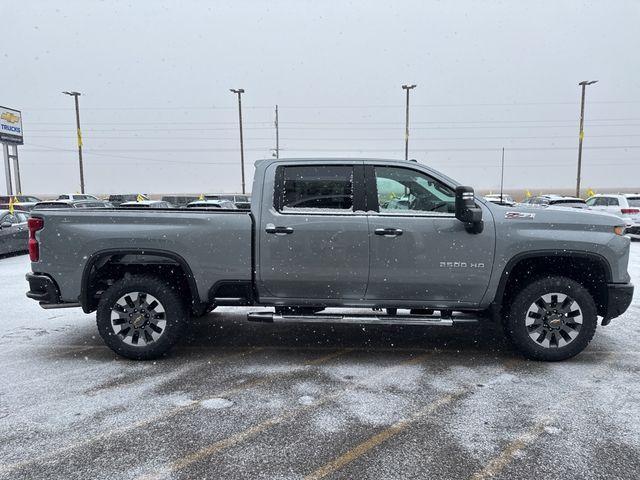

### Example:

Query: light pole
xmin=402 ymin=84 xmax=416 ymax=160
xmin=274 ymin=104 xmax=279 ymax=159
xmin=62 ymin=91 xmax=85 ymax=193
xmin=230 ymin=88 xmax=246 ymax=194
xmin=576 ymin=80 xmax=598 ymax=198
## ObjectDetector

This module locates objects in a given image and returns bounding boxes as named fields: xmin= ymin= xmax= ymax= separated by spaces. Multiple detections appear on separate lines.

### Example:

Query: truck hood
xmin=485 ymin=201 xmax=624 ymax=229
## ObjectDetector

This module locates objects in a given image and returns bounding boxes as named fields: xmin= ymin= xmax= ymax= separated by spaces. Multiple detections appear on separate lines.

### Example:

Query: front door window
xmin=374 ymin=166 xmax=455 ymax=215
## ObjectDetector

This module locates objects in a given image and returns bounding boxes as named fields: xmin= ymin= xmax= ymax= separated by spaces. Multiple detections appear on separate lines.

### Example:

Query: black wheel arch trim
xmin=80 ymin=248 xmax=203 ymax=314
xmin=492 ymin=250 xmax=613 ymax=307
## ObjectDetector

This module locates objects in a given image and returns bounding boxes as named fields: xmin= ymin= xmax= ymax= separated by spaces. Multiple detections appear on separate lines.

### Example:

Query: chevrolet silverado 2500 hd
xmin=26 ymin=158 xmax=634 ymax=361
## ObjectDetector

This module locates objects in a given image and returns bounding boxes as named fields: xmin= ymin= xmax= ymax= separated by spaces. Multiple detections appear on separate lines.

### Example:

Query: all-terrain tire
xmin=503 ymin=276 xmax=597 ymax=361
xmin=96 ymin=275 xmax=187 ymax=360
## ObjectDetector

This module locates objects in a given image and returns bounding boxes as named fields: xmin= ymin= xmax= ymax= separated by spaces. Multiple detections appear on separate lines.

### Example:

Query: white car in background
xmin=57 ymin=194 xmax=101 ymax=201
xmin=484 ymin=193 xmax=515 ymax=206
xmin=586 ymin=194 xmax=640 ymax=239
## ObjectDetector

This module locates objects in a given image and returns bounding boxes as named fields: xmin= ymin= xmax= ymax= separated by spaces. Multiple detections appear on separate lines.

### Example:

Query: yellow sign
xmin=1 ymin=112 xmax=19 ymax=123
xmin=525 ymin=189 xmax=532 ymax=198
xmin=8 ymin=197 xmax=14 ymax=214
xmin=136 ymin=194 xmax=145 ymax=202
xmin=199 ymin=193 xmax=205 ymax=200
xmin=586 ymin=188 xmax=596 ymax=198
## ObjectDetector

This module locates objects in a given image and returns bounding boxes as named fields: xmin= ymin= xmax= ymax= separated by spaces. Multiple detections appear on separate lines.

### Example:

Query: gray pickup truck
xmin=26 ymin=158 xmax=633 ymax=361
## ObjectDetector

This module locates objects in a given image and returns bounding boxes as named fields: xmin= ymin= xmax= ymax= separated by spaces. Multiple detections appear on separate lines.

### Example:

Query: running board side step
xmin=247 ymin=312 xmax=480 ymax=326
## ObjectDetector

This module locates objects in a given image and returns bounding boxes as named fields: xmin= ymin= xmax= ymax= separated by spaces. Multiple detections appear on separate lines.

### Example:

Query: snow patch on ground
xmin=201 ymin=397 xmax=233 ymax=409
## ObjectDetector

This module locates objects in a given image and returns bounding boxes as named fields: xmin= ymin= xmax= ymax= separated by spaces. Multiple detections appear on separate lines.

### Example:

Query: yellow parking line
xmin=137 ymin=351 xmax=433 ymax=480
xmin=303 ymin=390 xmax=465 ymax=480
xmin=0 ymin=346 xmax=262 ymax=476
xmin=211 ymin=348 xmax=353 ymax=399
xmin=469 ymin=419 xmax=551 ymax=480
xmin=307 ymin=348 xmax=354 ymax=365
xmin=139 ymin=396 xmax=332 ymax=480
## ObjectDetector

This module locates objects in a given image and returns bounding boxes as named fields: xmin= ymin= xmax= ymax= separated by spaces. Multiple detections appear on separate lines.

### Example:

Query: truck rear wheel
xmin=504 ymin=276 xmax=597 ymax=361
xmin=96 ymin=275 xmax=187 ymax=360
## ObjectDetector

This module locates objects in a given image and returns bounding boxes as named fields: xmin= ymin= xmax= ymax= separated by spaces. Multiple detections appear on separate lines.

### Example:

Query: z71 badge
xmin=505 ymin=211 xmax=536 ymax=219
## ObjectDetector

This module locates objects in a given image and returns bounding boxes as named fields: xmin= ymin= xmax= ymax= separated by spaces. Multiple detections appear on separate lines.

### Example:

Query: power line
xmin=22 ymin=145 xmax=640 ymax=153
xmin=24 ymin=117 xmax=640 ymax=126
xmin=19 ymin=99 xmax=640 ymax=111
xmin=24 ymin=123 xmax=640 ymax=133
xmin=24 ymin=133 xmax=640 ymax=141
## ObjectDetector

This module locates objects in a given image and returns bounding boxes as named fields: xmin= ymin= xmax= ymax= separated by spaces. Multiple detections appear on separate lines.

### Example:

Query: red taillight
xmin=28 ymin=217 xmax=44 ymax=261
xmin=621 ymin=208 xmax=640 ymax=215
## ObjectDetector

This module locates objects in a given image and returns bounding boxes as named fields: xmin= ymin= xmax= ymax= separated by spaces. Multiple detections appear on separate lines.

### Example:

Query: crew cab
xmin=26 ymin=158 xmax=633 ymax=361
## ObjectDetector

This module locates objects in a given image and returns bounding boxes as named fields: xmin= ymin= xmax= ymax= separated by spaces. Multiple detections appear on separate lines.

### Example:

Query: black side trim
xmin=602 ymin=283 xmax=634 ymax=325
xmin=492 ymin=250 xmax=614 ymax=306
xmin=208 ymin=280 xmax=254 ymax=306
xmin=80 ymin=248 xmax=202 ymax=314
xmin=352 ymin=165 xmax=366 ymax=212
xmin=273 ymin=165 xmax=285 ymax=211
xmin=364 ymin=165 xmax=378 ymax=212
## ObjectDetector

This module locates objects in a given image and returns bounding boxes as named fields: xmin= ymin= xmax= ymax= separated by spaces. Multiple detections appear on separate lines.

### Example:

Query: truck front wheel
xmin=504 ymin=276 xmax=598 ymax=361
xmin=96 ymin=275 xmax=187 ymax=360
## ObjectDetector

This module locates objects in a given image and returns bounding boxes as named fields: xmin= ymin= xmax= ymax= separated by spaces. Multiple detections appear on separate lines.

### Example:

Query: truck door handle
xmin=374 ymin=228 xmax=403 ymax=237
xmin=265 ymin=223 xmax=294 ymax=235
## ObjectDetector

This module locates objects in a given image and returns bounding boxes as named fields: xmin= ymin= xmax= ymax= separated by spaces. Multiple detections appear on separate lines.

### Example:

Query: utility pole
xmin=402 ymin=84 xmax=417 ymax=160
xmin=274 ymin=105 xmax=279 ymax=159
xmin=576 ymin=80 xmax=598 ymax=198
xmin=500 ymin=147 xmax=505 ymax=202
xmin=62 ymin=91 xmax=85 ymax=193
xmin=230 ymin=88 xmax=246 ymax=194
xmin=2 ymin=143 xmax=12 ymax=195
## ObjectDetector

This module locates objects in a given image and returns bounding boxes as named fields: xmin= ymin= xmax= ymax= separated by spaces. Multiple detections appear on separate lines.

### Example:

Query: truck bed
xmin=31 ymin=208 xmax=253 ymax=304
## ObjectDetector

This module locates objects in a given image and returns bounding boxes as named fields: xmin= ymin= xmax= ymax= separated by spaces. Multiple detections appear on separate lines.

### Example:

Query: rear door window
xmin=277 ymin=165 xmax=354 ymax=212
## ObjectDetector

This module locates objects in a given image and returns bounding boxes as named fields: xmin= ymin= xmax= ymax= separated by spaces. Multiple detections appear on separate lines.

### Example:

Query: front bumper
xmin=602 ymin=282 xmax=634 ymax=325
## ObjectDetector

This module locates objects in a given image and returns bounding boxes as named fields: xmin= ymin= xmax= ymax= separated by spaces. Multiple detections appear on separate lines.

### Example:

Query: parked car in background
xmin=204 ymin=193 xmax=251 ymax=209
xmin=107 ymin=194 xmax=149 ymax=207
xmin=34 ymin=200 xmax=113 ymax=209
xmin=0 ymin=209 xmax=28 ymax=255
xmin=119 ymin=200 xmax=173 ymax=209
xmin=484 ymin=194 xmax=515 ymax=206
xmin=161 ymin=195 xmax=198 ymax=208
xmin=57 ymin=194 xmax=101 ymax=201
xmin=525 ymin=195 xmax=588 ymax=209
xmin=586 ymin=194 xmax=640 ymax=239
xmin=0 ymin=195 xmax=42 ymax=211
xmin=186 ymin=200 xmax=237 ymax=209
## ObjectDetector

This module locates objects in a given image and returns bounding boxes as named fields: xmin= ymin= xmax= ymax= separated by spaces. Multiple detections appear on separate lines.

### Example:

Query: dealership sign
xmin=0 ymin=106 xmax=23 ymax=145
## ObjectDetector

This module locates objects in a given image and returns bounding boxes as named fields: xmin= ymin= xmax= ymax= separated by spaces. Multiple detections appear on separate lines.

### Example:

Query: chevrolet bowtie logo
xmin=1 ymin=112 xmax=19 ymax=123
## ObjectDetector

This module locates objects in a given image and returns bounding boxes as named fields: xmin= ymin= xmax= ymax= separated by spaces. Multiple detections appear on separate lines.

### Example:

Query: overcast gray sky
xmin=2 ymin=0 xmax=639 ymax=195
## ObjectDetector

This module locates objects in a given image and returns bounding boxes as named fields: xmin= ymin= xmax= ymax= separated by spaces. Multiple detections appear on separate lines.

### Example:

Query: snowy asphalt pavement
xmin=1 ymin=250 xmax=639 ymax=480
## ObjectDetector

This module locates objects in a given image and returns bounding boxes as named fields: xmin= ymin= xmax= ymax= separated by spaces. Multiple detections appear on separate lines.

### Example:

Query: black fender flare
xmin=80 ymin=248 xmax=202 ymax=313
xmin=492 ymin=249 xmax=613 ymax=307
